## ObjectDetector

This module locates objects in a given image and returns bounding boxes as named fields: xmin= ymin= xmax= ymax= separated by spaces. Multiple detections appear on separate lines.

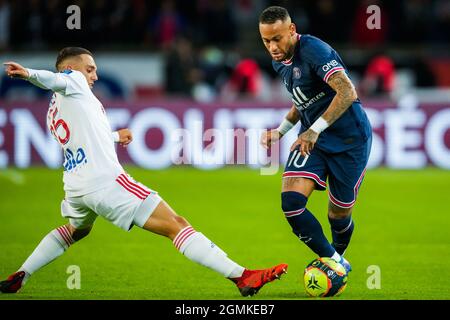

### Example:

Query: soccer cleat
xmin=339 ymin=257 xmax=352 ymax=274
xmin=0 ymin=271 xmax=26 ymax=293
xmin=230 ymin=263 xmax=288 ymax=297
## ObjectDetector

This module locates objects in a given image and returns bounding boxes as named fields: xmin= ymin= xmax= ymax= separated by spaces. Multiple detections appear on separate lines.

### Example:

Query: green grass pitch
xmin=0 ymin=167 xmax=449 ymax=300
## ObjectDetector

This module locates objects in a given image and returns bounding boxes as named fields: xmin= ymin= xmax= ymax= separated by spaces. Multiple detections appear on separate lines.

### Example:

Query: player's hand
xmin=290 ymin=129 xmax=319 ymax=156
xmin=3 ymin=61 xmax=29 ymax=79
xmin=260 ymin=129 xmax=282 ymax=149
xmin=117 ymin=128 xmax=133 ymax=147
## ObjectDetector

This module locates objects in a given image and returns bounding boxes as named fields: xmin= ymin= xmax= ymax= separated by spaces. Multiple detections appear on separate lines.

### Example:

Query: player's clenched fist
xmin=3 ymin=61 xmax=29 ymax=79
xmin=117 ymin=128 xmax=133 ymax=147
xmin=260 ymin=129 xmax=282 ymax=149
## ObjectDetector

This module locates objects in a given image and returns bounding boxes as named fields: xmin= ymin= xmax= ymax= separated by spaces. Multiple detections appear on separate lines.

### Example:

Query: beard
xmin=272 ymin=42 xmax=295 ymax=62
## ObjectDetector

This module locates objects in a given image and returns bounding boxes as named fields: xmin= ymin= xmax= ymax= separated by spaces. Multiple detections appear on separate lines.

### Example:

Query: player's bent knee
xmin=173 ymin=215 xmax=190 ymax=230
xmin=281 ymin=191 xmax=308 ymax=213
xmin=163 ymin=216 xmax=191 ymax=240
xmin=328 ymin=202 xmax=353 ymax=219
xmin=141 ymin=201 xmax=191 ymax=239
xmin=69 ymin=224 xmax=93 ymax=241
xmin=282 ymin=177 xmax=316 ymax=196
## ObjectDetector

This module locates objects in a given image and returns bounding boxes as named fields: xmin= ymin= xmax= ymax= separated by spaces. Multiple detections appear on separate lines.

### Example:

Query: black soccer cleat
xmin=0 ymin=271 xmax=26 ymax=293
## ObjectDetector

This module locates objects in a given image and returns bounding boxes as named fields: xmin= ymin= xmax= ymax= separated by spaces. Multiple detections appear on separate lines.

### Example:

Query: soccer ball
xmin=303 ymin=257 xmax=348 ymax=297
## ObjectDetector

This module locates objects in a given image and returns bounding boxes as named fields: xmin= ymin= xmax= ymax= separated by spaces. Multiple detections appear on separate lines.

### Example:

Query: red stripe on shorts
xmin=116 ymin=176 xmax=148 ymax=200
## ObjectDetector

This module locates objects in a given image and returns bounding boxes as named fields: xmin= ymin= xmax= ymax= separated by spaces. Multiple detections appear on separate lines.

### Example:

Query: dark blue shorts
xmin=283 ymin=137 xmax=372 ymax=208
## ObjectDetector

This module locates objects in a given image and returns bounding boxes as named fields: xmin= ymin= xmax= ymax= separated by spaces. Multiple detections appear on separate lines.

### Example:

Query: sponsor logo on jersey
xmin=293 ymin=67 xmax=302 ymax=79
xmin=63 ymin=147 xmax=87 ymax=171
xmin=292 ymin=88 xmax=325 ymax=110
xmin=321 ymin=60 xmax=339 ymax=72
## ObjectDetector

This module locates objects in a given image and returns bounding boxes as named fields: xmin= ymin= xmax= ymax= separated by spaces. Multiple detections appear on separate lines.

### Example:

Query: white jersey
xmin=28 ymin=69 xmax=124 ymax=197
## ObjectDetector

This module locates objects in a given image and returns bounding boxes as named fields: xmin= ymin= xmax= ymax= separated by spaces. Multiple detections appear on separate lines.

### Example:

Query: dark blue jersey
xmin=273 ymin=34 xmax=371 ymax=153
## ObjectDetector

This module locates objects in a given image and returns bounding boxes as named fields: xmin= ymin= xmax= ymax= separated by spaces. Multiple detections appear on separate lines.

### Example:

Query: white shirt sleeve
xmin=26 ymin=69 xmax=88 ymax=95
xmin=111 ymin=131 xmax=120 ymax=142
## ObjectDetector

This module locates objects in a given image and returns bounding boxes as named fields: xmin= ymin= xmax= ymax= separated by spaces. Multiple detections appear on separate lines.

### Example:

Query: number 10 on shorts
xmin=288 ymin=150 xmax=309 ymax=168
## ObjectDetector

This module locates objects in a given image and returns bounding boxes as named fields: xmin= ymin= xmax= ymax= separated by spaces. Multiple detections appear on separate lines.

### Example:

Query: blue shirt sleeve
xmin=302 ymin=36 xmax=345 ymax=83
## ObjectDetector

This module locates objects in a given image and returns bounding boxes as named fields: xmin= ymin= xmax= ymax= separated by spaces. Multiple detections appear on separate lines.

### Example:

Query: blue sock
xmin=282 ymin=192 xmax=336 ymax=257
xmin=328 ymin=215 xmax=354 ymax=255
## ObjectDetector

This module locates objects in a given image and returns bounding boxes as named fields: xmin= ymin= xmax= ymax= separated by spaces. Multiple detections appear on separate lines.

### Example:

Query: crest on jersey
xmin=293 ymin=67 xmax=302 ymax=79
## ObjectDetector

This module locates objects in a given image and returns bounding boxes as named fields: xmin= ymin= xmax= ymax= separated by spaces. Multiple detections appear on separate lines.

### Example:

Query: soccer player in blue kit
xmin=259 ymin=6 xmax=372 ymax=272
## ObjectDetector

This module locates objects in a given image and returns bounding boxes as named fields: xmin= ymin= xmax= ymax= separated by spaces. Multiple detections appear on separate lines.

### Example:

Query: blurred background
xmin=0 ymin=0 xmax=449 ymax=169
xmin=0 ymin=0 xmax=449 ymax=300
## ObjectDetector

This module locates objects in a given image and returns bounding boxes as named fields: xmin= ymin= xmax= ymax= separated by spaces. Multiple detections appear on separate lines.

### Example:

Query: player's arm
xmin=4 ymin=61 xmax=68 ymax=93
xmin=112 ymin=128 xmax=133 ymax=147
xmin=261 ymin=103 xmax=300 ymax=149
xmin=292 ymin=71 xmax=357 ymax=156
xmin=320 ymin=71 xmax=358 ymax=127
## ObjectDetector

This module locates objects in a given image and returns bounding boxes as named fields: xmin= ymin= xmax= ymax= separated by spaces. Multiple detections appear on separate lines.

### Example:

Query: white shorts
xmin=61 ymin=173 xmax=162 ymax=231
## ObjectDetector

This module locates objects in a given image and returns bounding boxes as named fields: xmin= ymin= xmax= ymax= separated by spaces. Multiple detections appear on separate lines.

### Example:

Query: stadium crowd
xmin=0 ymin=0 xmax=448 ymax=100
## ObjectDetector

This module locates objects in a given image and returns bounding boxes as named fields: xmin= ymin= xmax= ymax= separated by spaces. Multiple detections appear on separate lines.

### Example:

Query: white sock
xmin=20 ymin=225 xmax=74 ymax=283
xmin=331 ymin=251 xmax=341 ymax=262
xmin=173 ymin=226 xmax=245 ymax=278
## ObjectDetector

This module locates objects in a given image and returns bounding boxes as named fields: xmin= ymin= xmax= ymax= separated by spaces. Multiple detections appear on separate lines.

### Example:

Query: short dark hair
xmin=55 ymin=47 xmax=93 ymax=70
xmin=259 ymin=6 xmax=290 ymax=24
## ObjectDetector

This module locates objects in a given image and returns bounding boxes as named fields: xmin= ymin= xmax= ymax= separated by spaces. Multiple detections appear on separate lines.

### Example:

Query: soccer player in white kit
xmin=0 ymin=47 xmax=287 ymax=297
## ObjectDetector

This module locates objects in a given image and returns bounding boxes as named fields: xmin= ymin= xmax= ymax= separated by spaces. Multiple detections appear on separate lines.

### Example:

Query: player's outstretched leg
xmin=230 ymin=263 xmax=288 ymax=297
xmin=0 ymin=224 xmax=92 ymax=293
xmin=141 ymin=200 xmax=288 ymax=297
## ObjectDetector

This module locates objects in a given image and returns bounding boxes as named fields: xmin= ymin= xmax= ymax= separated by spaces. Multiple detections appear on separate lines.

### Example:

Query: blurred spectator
xmin=164 ymin=36 xmax=202 ymax=96
xmin=0 ymin=0 xmax=449 ymax=102
xmin=126 ymin=0 xmax=151 ymax=46
xmin=109 ymin=0 xmax=128 ymax=42
xmin=27 ymin=0 xmax=45 ymax=49
xmin=147 ymin=0 xmax=186 ymax=50
xmin=42 ymin=0 xmax=65 ymax=47
xmin=360 ymin=54 xmax=396 ymax=96
xmin=233 ymin=0 xmax=265 ymax=26
xmin=399 ymin=0 xmax=434 ymax=44
xmin=412 ymin=54 xmax=437 ymax=88
xmin=0 ymin=0 xmax=10 ymax=51
xmin=431 ymin=0 xmax=450 ymax=43
xmin=87 ymin=0 xmax=110 ymax=45
xmin=221 ymin=58 xmax=262 ymax=100
xmin=3 ymin=0 xmax=448 ymax=51
xmin=198 ymin=0 xmax=238 ymax=47
xmin=308 ymin=0 xmax=350 ymax=42
xmin=190 ymin=46 xmax=228 ymax=102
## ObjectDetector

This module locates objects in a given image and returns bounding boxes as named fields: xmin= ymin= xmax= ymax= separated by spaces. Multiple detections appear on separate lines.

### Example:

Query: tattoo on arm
xmin=321 ymin=71 xmax=358 ymax=126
